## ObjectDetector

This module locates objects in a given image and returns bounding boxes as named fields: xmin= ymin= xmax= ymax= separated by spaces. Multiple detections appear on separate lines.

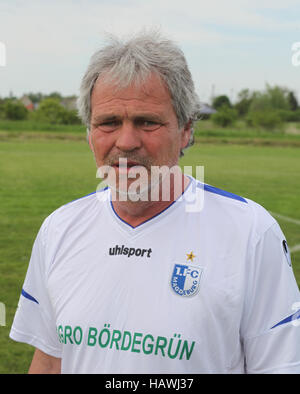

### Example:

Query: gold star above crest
xmin=186 ymin=251 xmax=196 ymax=262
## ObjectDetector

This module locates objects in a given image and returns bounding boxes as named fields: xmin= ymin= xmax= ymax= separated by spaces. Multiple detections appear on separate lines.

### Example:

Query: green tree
xmin=265 ymin=85 xmax=290 ymax=110
xmin=287 ymin=91 xmax=298 ymax=111
xmin=46 ymin=92 xmax=63 ymax=101
xmin=246 ymin=84 xmax=290 ymax=131
xmin=249 ymin=85 xmax=290 ymax=112
xmin=0 ymin=98 xmax=5 ymax=119
xmin=4 ymin=100 xmax=28 ymax=120
xmin=26 ymin=92 xmax=45 ymax=104
xmin=35 ymin=98 xmax=81 ymax=125
xmin=211 ymin=105 xmax=238 ymax=127
xmin=60 ymin=109 xmax=82 ymax=125
xmin=212 ymin=95 xmax=231 ymax=110
xmin=246 ymin=110 xmax=283 ymax=131
xmin=235 ymin=89 xmax=253 ymax=116
xmin=35 ymin=98 xmax=66 ymax=124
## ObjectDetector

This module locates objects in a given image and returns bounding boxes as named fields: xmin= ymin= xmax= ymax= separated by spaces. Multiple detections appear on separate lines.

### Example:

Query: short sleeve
xmin=241 ymin=221 xmax=300 ymax=374
xmin=9 ymin=217 xmax=62 ymax=358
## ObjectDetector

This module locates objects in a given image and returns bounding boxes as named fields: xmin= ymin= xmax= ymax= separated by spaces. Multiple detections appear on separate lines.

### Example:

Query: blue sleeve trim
xmin=21 ymin=289 xmax=39 ymax=304
xmin=198 ymin=183 xmax=247 ymax=203
xmin=65 ymin=188 xmax=109 ymax=206
xmin=271 ymin=309 xmax=300 ymax=329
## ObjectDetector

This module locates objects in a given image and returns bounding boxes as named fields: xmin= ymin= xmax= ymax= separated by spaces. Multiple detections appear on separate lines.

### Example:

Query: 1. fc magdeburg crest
xmin=170 ymin=263 xmax=203 ymax=297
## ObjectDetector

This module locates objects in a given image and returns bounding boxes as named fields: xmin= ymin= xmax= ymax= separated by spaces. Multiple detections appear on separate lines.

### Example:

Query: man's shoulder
xmin=63 ymin=186 xmax=109 ymax=207
xmin=194 ymin=180 xmax=276 ymax=238
xmin=201 ymin=182 xmax=248 ymax=205
xmin=42 ymin=187 xmax=109 ymax=232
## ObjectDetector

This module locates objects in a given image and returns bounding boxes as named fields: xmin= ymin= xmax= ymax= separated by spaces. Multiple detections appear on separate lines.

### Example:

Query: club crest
xmin=170 ymin=263 xmax=203 ymax=297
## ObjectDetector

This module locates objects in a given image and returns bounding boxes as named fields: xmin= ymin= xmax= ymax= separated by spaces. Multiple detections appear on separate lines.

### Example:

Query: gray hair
xmin=77 ymin=30 xmax=201 ymax=155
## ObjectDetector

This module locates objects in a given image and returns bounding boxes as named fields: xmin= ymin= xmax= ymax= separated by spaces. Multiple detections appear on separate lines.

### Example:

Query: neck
xmin=111 ymin=173 xmax=191 ymax=228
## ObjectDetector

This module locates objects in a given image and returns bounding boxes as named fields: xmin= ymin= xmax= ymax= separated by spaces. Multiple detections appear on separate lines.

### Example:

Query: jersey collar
xmin=106 ymin=176 xmax=195 ymax=236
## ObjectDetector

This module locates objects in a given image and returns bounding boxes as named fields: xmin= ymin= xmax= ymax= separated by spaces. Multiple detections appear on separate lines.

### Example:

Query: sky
xmin=0 ymin=0 xmax=300 ymax=104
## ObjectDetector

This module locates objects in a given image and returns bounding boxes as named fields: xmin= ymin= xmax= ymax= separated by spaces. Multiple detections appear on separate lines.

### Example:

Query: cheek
xmin=149 ymin=132 xmax=182 ymax=164
xmin=90 ymin=132 xmax=114 ymax=164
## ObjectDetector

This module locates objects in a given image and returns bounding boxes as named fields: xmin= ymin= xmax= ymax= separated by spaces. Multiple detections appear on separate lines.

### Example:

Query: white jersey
xmin=10 ymin=177 xmax=300 ymax=373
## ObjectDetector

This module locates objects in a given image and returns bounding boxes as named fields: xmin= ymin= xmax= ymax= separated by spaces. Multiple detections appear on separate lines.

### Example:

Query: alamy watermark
xmin=95 ymin=159 xmax=205 ymax=213
xmin=0 ymin=41 xmax=6 ymax=67
xmin=291 ymin=42 xmax=300 ymax=67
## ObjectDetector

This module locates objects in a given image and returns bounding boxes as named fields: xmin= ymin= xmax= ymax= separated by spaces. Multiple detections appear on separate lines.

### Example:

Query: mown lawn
xmin=0 ymin=138 xmax=299 ymax=373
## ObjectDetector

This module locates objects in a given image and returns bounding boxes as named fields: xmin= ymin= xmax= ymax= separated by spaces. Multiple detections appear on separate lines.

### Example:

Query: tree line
xmin=210 ymin=85 xmax=300 ymax=130
xmin=0 ymin=85 xmax=299 ymax=131
xmin=0 ymin=92 xmax=81 ymax=125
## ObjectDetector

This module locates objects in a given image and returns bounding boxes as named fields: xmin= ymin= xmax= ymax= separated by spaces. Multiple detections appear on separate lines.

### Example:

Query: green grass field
xmin=1 ymin=136 xmax=300 ymax=373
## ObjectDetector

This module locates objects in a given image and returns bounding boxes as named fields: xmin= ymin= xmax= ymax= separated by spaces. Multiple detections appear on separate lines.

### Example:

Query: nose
xmin=115 ymin=121 xmax=142 ymax=152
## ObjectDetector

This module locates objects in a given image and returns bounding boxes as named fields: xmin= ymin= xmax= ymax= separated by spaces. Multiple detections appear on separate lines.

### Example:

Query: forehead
xmin=90 ymin=73 xmax=173 ymax=114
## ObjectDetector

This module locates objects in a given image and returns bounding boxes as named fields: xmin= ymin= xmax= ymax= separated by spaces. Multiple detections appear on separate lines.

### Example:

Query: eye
xmin=95 ymin=120 xmax=120 ymax=132
xmin=138 ymin=119 xmax=162 ymax=131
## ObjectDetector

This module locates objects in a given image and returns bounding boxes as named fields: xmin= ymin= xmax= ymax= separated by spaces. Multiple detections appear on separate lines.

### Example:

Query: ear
xmin=88 ymin=130 xmax=94 ymax=153
xmin=181 ymin=121 xmax=192 ymax=150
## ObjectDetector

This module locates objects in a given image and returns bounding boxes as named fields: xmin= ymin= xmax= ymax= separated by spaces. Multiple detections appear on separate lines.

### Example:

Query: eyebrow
xmin=92 ymin=114 xmax=120 ymax=124
xmin=92 ymin=113 xmax=165 ymax=124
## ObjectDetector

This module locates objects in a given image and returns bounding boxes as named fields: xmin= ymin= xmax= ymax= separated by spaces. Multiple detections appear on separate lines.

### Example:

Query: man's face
xmin=89 ymin=72 xmax=191 ymax=196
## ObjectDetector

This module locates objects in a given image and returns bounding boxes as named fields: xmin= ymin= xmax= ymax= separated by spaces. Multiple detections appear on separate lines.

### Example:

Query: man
xmin=10 ymin=31 xmax=300 ymax=374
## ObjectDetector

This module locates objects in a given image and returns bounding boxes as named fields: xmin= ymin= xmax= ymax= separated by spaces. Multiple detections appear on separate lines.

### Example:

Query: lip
xmin=113 ymin=161 xmax=140 ymax=167
xmin=112 ymin=159 xmax=145 ymax=168
xmin=111 ymin=160 xmax=148 ymax=176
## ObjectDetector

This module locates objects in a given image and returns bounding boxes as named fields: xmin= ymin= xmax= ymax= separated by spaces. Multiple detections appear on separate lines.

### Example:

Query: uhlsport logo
xmin=170 ymin=255 xmax=203 ymax=297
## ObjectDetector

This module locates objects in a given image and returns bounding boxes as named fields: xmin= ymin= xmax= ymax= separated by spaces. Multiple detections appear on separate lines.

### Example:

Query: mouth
xmin=113 ymin=161 xmax=140 ymax=168
xmin=112 ymin=158 xmax=147 ymax=172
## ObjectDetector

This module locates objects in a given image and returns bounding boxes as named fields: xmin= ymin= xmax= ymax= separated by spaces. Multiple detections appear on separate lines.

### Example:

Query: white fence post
xmin=0 ymin=303 xmax=6 ymax=326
